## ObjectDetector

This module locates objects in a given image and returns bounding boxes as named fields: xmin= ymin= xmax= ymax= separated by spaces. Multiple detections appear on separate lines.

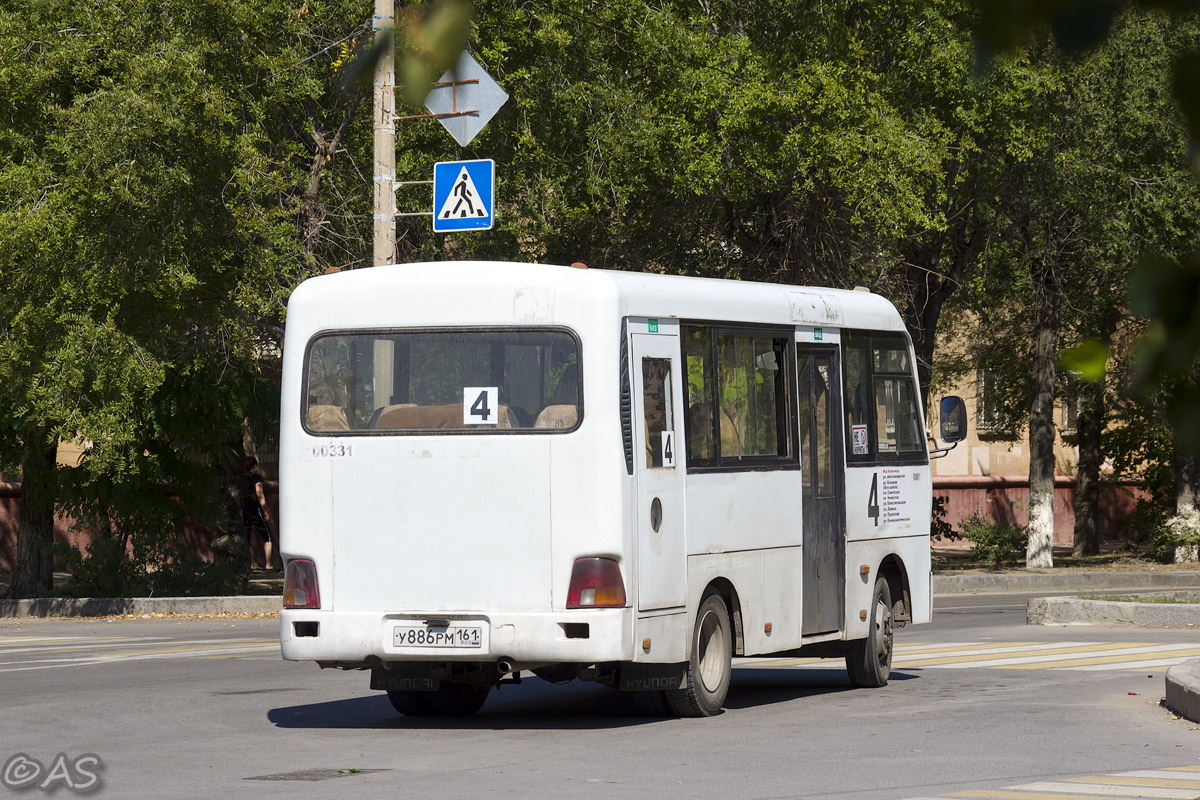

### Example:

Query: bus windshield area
xmin=303 ymin=328 xmax=580 ymax=433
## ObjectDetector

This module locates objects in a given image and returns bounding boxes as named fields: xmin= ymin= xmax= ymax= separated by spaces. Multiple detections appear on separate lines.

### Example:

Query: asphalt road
xmin=1 ymin=595 xmax=1196 ymax=800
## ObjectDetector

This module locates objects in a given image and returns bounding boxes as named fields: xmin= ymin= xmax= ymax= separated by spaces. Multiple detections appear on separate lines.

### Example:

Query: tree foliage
xmin=2 ymin=0 xmax=1199 ymax=593
xmin=0 ymin=0 xmax=370 ymax=595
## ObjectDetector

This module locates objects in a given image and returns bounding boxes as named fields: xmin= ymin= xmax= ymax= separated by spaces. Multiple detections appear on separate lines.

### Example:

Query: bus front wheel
xmin=846 ymin=577 xmax=893 ymax=688
xmin=667 ymin=590 xmax=732 ymax=717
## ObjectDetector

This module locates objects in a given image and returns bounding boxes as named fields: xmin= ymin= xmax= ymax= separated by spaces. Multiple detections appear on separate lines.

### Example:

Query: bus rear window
xmin=303 ymin=328 xmax=580 ymax=433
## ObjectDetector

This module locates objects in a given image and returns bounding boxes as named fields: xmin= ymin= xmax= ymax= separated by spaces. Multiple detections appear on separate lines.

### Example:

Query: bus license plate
xmin=393 ymin=623 xmax=482 ymax=649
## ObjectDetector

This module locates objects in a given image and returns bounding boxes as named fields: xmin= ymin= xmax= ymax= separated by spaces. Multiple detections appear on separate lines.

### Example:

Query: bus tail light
xmin=284 ymin=559 xmax=321 ymax=609
xmin=566 ymin=558 xmax=626 ymax=608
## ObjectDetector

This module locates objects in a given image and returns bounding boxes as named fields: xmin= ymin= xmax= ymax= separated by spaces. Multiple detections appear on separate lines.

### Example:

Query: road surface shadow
xmin=268 ymin=679 xmax=659 ymax=730
xmin=724 ymin=666 xmax=919 ymax=710
xmin=268 ymin=666 xmax=919 ymax=729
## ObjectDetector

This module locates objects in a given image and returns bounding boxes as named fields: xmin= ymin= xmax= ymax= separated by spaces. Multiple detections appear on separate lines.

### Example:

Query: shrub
xmin=54 ymin=536 xmax=147 ymax=598
xmin=54 ymin=533 xmax=247 ymax=598
xmin=931 ymin=495 xmax=959 ymax=542
xmin=960 ymin=513 xmax=1027 ymax=569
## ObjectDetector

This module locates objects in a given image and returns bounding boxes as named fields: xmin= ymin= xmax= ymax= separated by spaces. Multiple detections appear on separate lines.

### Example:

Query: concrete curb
xmin=0 ymin=595 xmax=281 ymax=618
xmin=1165 ymin=659 xmax=1200 ymax=724
xmin=1027 ymin=594 xmax=1200 ymax=627
xmin=934 ymin=570 xmax=1200 ymax=595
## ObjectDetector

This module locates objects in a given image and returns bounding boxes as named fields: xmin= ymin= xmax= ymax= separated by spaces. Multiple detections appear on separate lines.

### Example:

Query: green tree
xmin=0 ymin=0 xmax=369 ymax=597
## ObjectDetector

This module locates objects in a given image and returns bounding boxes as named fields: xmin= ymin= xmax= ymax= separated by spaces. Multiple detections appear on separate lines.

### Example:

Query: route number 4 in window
xmin=661 ymin=431 xmax=675 ymax=468
xmin=463 ymin=387 xmax=499 ymax=425
xmin=867 ymin=472 xmax=880 ymax=527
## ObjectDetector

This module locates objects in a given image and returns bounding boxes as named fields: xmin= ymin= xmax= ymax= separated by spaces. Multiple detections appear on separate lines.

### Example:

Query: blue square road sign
xmin=433 ymin=159 xmax=495 ymax=233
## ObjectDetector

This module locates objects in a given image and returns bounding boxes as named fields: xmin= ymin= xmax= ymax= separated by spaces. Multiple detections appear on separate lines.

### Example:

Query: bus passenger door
xmin=797 ymin=344 xmax=846 ymax=635
xmin=631 ymin=328 xmax=687 ymax=613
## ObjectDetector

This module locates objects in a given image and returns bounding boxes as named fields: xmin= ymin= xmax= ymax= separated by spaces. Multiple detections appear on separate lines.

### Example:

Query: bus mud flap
xmin=618 ymin=663 xmax=687 ymax=693
xmin=370 ymin=664 xmax=439 ymax=692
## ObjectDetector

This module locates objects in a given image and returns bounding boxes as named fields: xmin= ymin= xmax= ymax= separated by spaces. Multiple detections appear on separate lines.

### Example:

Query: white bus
xmin=278 ymin=261 xmax=964 ymax=717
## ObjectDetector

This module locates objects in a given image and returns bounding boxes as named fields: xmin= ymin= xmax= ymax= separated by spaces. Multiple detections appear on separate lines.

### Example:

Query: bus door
xmin=631 ymin=326 xmax=687 ymax=612
xmin=797 ymin=343 xmax=846 ymax=634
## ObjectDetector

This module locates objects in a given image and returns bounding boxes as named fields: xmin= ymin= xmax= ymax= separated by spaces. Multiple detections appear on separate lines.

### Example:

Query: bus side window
xmin=682 ymin=326 xmax=715 ymax=466
xmin=843 ymin=336 xmax=873 ymax=462
xmin=642 ymin=357 xmax=674 ymax=468
xmin=842 ymin=332 xmax=923 ymax=462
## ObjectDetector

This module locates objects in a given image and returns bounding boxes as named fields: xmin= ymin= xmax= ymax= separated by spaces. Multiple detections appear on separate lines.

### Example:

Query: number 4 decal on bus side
xmin=867 ymin=472 xmax=880 ymax=526
xmin=463 ymin=387 xmax=499 ymax=425
xmin=661 ymin=431 xmax=675 ymax=468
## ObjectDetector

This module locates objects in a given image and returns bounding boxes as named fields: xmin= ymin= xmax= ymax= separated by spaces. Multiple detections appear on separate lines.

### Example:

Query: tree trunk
xmin=901 ymin=198 xmax=983 ymax=412
xmin=1173 ymin=449 xmax=1198 ymax=563
xmin=1027 ymin=259 xmax=1060 ymax=568
xmin=1072 ymin=380 xmax=1104 ymax=557
xmin=298 ymin=94 xmax=363 ymax=270
xmin=208 ymin=440 xmax=250 ymax=572
xmin=4 ymin=440 xmax=59 ymax=599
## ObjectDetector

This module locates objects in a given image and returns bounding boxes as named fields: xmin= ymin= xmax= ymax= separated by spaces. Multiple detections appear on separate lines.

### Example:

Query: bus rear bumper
xmin=280 ymin=608 xmax=633 ymax=665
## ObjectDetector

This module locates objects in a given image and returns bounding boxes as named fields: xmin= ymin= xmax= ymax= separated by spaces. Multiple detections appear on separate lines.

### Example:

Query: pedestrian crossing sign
xmin=433 ymin=159 xmax=495 ymax=233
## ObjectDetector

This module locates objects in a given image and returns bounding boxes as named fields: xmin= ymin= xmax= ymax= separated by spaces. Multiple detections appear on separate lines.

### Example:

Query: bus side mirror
xmin=939 ymin=396 xmax=967 ymax=443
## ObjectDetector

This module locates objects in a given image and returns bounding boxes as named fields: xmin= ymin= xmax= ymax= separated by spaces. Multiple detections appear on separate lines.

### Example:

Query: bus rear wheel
xmin=387 ymin=683 xmax=490 ymax=717
xmin=632 ymin=689 xmax=672 ymax=717
xmin=426 ymin=682 xmax=490 ymax=716
xmin=387 ymin=690 xmax=433 ymax=716
xmin=667 ymin=590 xmax=732 ymax=717
xmin=846 ymin=577 xmax=893 ymax=688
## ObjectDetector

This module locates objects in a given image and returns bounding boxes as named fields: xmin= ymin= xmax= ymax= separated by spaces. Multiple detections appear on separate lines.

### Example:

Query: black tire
xmin=846 ymin=577 xmax=893 ymax=688
xmin=387 ymin=690 xmax=434 ymax=716
xmin=632 ymin=689 xmax=672 ymax=717
xmin=667 ymin=590 xmax=732 ymax=717
xmin=425 ymin=682 xmax=490 ymax=716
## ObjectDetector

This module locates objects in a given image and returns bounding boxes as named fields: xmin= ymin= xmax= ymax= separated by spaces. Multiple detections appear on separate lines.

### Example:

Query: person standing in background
xmin=243 ymin=456 xmax=282 ymax=570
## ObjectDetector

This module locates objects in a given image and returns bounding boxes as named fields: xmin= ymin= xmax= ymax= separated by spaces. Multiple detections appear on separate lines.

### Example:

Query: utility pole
xmin=372 ymin=0 xmax=395 ymax=267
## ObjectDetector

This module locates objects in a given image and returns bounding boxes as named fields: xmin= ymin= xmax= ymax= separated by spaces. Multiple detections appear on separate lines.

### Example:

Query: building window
xmin=976 ymin=369 xmax=1009 ymax=433
xmin=1061 ymin=395 xmax=1081 ymax=433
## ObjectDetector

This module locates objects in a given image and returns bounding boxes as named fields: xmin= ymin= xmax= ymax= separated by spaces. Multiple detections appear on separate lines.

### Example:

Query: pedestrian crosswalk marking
xmin=740 ymin=640 xmax=1200 ymax=673
xmin=952 ymin=792 xmax=1137 ymax=800
xmin=894 ymin=642 xmax=1041 ymax=656
xmin=902 ymin=766 xmax=1200 ymax=800
xmin=1074 ymin=773 xmax=1200 ymax=788
xmin=1016 ymin=782 xmax=1196 ymax=799
xmin=897 ymin=643 xmax=1173 ymax=668
xmin=1023 ymin=650 xmax=1200 ymax=670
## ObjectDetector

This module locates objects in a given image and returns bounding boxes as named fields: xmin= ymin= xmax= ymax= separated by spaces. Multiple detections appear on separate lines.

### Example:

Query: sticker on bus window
xmin=463 ymin=387 xmax=499 ymax=425
xmin=851 ymin=424 xmax=869 ymax=455
xmin=661 ymin=431 xmax=676 ymax=467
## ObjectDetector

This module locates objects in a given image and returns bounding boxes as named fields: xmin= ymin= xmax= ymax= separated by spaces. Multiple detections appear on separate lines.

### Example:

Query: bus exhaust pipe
xmin=497 ymin=659 xmax=516 ymax=676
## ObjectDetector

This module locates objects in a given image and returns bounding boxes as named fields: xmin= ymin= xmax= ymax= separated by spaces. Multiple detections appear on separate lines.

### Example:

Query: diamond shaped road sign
xmin=423 ymin=51 xmax=509 ymax=147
